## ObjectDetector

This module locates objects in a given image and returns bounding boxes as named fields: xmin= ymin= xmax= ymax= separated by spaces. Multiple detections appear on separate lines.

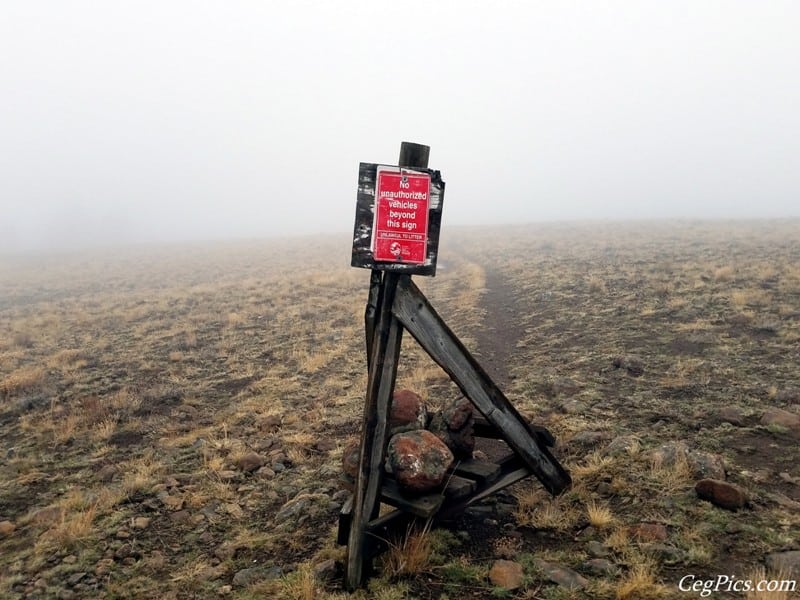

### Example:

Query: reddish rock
xmin=629 ymin=522 xmax=668 ymax=542
xmin=717 ymin=406 xmax=746 ymax=427
xmin=761 ymin=407 xmax=800 ymax=432
xmin=429 ymin=398 xmax=475 ymax=458
xmin=695 ymin=478 xmax=748 ymax=511
xmin=342 ymin=438 xmax=360 ymax=480
xmin=260 ymin=414 xmax=282 ymax=430
xmin=0 ymin=520 xmax=15 ymax=538
xmin=386 ymin=430 xmax=453 ymax=494
xmin=315 ymin=439 xmax=336 ymax=452
xmin=389 ymin=389 xmax=427 ymax=433
xmin=234 ymin=452 xmax=266 ymax=473
xmin=489 ymin=560 xmax=524 ymax=590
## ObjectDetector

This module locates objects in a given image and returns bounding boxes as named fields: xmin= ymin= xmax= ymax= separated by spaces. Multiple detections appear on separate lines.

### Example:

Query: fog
xmin=2 ymin=1 xmax=798 ymax=253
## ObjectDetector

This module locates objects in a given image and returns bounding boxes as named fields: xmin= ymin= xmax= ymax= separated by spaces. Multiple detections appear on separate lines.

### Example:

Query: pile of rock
xmin=342 ymin=389 xmax=476 ymax=495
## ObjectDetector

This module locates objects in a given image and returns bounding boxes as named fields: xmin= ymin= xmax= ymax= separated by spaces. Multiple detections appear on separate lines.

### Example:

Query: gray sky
xmin=1 ymin=1 xmax=798 ymax=252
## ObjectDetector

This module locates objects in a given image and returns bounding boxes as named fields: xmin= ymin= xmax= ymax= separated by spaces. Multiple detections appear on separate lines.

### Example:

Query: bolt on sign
xmin=351 ymin=163 xmax=445 ymax=276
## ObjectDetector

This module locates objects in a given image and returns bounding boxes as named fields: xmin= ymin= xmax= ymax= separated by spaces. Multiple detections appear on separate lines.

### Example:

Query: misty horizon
xmin=2 ymin=2 xmax=798 ymax=254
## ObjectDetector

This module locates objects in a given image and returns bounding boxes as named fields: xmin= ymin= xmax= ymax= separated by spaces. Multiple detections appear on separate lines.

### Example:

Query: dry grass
xmin=2 ymin=222 xmax=800 ymax=598
xmin=744 ymin=566 xmax=797 ymax=599
xmin=615 ymin=562 xmax=671 ymax=599
xmin=0 ymin=365 xmax=46 ymax=398
xmin=381 ymin=521 xmax=435 ymax=579
xmin=586 ymin=500 xmax=616 ymax=529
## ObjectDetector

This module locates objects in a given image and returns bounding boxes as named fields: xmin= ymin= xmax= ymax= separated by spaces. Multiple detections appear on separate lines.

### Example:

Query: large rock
xmin=234 ymin=452 xmax=266 ymax=473
xmin=341 ymin=438 xmax=360 ymax=480
xmin=274 ymin=493 xmax=332 ymax=531
xmin=489 ymin=560 xmax=524 ymax=590
xmin=761 ymin=407 xmax=800 ymax=432
xmin=386 ymin=430 xmax=454 ymax=494
xmin=428 ymin=398 xmax=475 ymax=458
xmin=389 ymin=389 xmax=427 ymax=434
xmin=651 ymin=441 xmax=726 ymax=480
xmin=0 ymin=520 xmax=15 ymax=538
xmin=533 ymin=559 xmax=589 ymax=589
xmin=695 ymin=479 xmax=748 ymax=511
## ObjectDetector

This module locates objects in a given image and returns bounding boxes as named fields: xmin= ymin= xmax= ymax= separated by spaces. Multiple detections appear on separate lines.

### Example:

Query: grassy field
xmin=1 ymin=220 xmax=799 ymax=599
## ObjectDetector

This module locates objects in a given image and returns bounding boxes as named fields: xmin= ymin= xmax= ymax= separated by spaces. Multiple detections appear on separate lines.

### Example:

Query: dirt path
xmin=470 ymin=264 xmax=525 ymax=390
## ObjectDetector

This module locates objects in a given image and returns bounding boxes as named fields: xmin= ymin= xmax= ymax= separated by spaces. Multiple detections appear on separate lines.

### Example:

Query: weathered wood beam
xmin=364 ymin=269 xmax=382 ymax=368
xmin=345 ymin=273 xmax=405 ymax=590
xmin=391 ymin=277 xmax=571 ymax=495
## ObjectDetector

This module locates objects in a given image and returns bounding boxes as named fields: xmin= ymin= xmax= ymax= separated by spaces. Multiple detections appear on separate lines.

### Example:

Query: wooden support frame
xmin=391 ymin=277 xmax=571 ymax=495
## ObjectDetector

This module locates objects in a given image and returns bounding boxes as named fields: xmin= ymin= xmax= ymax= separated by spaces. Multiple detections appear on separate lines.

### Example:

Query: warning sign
xmin=372 ymin=168 xmax=430 ymax=264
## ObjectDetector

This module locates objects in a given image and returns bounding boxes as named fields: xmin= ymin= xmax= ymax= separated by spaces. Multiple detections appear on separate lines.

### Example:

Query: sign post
xmin=343 ymin=142 xmax=571 ymax=590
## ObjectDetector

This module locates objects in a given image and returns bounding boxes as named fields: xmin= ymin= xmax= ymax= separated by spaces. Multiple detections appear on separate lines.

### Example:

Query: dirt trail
xmin=470 ymin=264 xmax=525 ymax=390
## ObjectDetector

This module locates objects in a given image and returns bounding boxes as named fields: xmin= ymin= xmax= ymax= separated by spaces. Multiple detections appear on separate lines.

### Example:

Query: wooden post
xmin=345 ymin=143 xmax=430 ymax=590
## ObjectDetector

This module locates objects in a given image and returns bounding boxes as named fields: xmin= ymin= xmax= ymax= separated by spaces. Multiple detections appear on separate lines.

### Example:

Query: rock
xmin=389 ymin=389 xmax=428 ymax=433
xmin=94 ymin=558 xmax=115 ymax=577
xmin=534 ymin=559 xmax=589 ymax=589
xmin=629 ymin=523 xmax=668 ymax=542
xmin=95 ymin=464 xmax=118 ymax=482
xmin=217 ymin=584 xmax=233 ymax=596
xmin=428 ymin=398 xmax=475 ymax=458
xmin=217 ymin=470 xmax=239 ymax=481
xmin=641 ymin=543 xmax=686 ymax=565
xmin=775 ymin=388 xmax=800 ymax=404
xmin=67 ymin=572 xmax=87 ymax=586
xmin=275 ymin=493 xmax=331 ymax=531
xmin=386 ymin=430 xmax=454 ymax=494
xmin=313 ymin=558 xmax=338 ymax=582
xmin=612 ymin=355 xmax=644 ymax=377
xmin=603 ymin=435 xmax=640 ymax=457
xmin=570 ymin=431 xmax=609 ymax=448
xmin=255 ymin=466 xmax=275 ymax=479
xmin=232 ymin=566 xmax=282 ymax=588
xmin=489 ymin=560 xmax=524 ymax=590
xmin=234 ymin=452 xmax=266 ymax=473
xmin=582 ymin=558 xmax=616 ymax=575
xmin=717 ymin=406 xmax=746 ymax=427
xmin=651 ymin=441 xmax=726 ymax=480
xmin=761 ymin=407 xmax=800 ymax=431
xmin=260 ymin=414 xmax=282 ymax=430
xmin=160 ymin=495 xmax=185 ymax=511
xmin=342 ymin=438 xmax=360 ymax=480
xmin=315 ymin=439 xmax=336 ymax=452
xmin=31 ymin=506 xmax=64 ymax=525
xmin=586 ymin=540 xmax=610 ymax=558
xmin=132 ymin=517 xmax=150 ymax=530
xmin=695 ymin=479 xmax=748 ymax=510
xmin=559 ymin=398 xmax=587 ymax=414
xmin=169 ymin=510 xmax=191 ymax=523
xmin=765 ymin=551 xmax=800 ymax=577
xmin=0 ymin=520 xmax=15 ymax=538
xmin=550 ymin=377 xmax=580 ymax=396
xmin=689 ymin=450 xmax=726 ymax=480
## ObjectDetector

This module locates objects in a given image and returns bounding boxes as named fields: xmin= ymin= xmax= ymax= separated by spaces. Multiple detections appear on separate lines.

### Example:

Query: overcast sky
xmin=1 ymin=1 xmax=798 ymax=252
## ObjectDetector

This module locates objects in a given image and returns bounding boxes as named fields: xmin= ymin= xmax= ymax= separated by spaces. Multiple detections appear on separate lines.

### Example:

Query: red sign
xmin=372 ymin=168 xmax=430 ymax=264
